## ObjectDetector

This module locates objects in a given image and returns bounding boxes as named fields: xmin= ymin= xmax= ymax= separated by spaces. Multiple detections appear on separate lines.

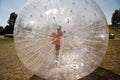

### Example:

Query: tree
xmin=111 ymin=9 xmax=120 ymax=27
xmin=8 ymin=12 xmax=17 ymax=26
xmin=0 ymin=26 xmax=4 ymax=35
xmin=4 ymin=12 xmax=17 ymax=34
xmin=4 ymin=25 xmax=13 ymax=34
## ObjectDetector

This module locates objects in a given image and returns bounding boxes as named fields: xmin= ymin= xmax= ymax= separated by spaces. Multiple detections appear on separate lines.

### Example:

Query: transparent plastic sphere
xmin=14 ymin=0 xmax=109 ymax=80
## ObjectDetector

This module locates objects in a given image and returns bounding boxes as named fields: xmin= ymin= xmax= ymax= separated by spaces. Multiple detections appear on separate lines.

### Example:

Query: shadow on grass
xmin=30 ymin=67 xmax=120 ymax=80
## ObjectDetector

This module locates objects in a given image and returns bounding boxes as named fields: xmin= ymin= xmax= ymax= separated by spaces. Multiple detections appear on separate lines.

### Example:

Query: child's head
xmin=57 ymin=25 xmax=62 ymax=30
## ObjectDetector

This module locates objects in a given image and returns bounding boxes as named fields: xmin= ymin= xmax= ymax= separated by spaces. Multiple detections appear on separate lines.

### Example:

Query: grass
xmin=109 ymin=27 xmax=120 ymax=38
xmin=0 ymin=38 xmax=32 ymax=80
xmin=0 ymin=38 xmax=120 ymax=80
xmin=100 ymin=40 xmax=120 ymax=75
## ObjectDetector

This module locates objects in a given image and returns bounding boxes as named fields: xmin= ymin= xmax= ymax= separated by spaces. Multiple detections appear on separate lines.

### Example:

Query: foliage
xmin=111 ymin=9 xmax=120 ymax=27
xmin=0 ymin=26 xmax=4 ymax=35
xmin=8 ymin=12 xmax=17 ymax=26
xmin=4 ymin=25 xmax=14 ymax=34
xmin=4 ymin=12 xmax=17 ymax=34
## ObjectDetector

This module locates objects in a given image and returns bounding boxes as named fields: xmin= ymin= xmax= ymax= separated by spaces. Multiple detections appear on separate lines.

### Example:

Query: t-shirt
xmin=51 ymin=29 xmax=63 ymax=45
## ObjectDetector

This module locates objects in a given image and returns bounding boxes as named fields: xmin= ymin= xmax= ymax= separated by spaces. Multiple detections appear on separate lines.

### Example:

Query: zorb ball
xmin=14 ymin=0 xmax=109 ymax=80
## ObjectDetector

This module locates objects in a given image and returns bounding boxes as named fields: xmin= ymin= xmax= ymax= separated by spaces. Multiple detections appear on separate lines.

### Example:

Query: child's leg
xmin=55 ymin=45 xmax=60 ymax=60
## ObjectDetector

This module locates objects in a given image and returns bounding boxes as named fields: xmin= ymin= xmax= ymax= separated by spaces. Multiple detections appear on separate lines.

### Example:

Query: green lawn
xmin=0 ymin=38 xmax=32 ymax=80
xmin=100 ymin=40 xmax=120 ymax=75
xmin=0 ymin=38 xmax=120 ymax=80
xmin=109 ymin=27 xmax=120 ymax=38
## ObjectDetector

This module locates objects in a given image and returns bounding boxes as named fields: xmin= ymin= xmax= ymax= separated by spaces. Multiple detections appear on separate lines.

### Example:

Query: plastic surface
xmin=14 ymin=0 xmax=109 ymax=80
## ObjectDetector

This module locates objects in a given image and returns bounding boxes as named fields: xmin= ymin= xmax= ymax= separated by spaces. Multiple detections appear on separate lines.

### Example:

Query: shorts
xmin=55 ymin=45 xmax=60 ymax=51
